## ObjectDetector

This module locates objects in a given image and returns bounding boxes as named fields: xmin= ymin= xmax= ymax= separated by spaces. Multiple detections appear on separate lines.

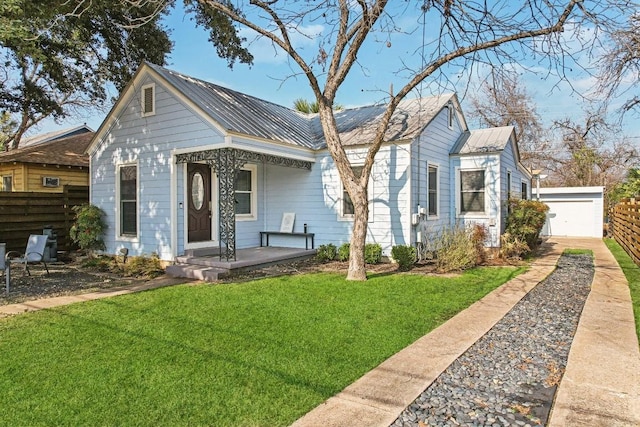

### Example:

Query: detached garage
xmin=533 ymin=186 xmax=604 ymax=238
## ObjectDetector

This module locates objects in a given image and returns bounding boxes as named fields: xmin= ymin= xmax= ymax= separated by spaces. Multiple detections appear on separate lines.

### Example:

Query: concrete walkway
xmin=1 ymin=238 xmax=638 ymax=426
xmin=0 ymin=275 xmax=185 ymax=317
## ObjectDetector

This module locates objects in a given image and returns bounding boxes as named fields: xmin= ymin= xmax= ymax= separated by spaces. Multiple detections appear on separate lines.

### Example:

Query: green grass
xmin=0 ymin=267 xmax=523 ymax=426
xmin=563 ymin=248 xmax=593 ymax=256
xmin=604 ymin=238 xmax=640 ymax=343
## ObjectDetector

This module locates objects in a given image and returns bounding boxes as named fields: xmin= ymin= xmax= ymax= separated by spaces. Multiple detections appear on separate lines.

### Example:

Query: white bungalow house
xmin=87 ymin=62 xmax=531 ymax=278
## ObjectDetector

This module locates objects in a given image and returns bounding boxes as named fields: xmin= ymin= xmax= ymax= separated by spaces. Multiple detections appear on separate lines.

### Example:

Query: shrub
xmin=499 ymin=232 xmax=530 ymax=260
xmin=505 ymin=198 xmax=549 ymax=251
xmin=435 ymin=225 xmax=477 ymax=272
xmin=471 ymin=223 xmax=489 ymax=265
xmin=337 ymin=243 xmax=350 ymax=261
xmin=316 ymin=244 xmax=337 ymax=262
xmin=364 ymin=243 xmax=382 ymax=264
xmin=123 ymin=253 xmax=164 ymax=278
xmin=81 ymin=253 xmax=165 ymax=278
xmin=70 ymin=204 xmax=107 ymax=257
xmin=391 ymin=245 xmax=417 ymax=271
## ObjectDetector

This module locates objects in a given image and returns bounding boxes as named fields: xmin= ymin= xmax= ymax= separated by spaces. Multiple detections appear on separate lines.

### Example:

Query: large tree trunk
xmin=347 ymin=186 xmax=369 ymax=281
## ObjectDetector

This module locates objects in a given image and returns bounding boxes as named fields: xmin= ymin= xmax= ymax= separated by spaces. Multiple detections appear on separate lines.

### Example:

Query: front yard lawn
xmin=0 ymin=267 xmax=522 ymax=426
xmin=604 ymin=238 xmax=640 ymax=342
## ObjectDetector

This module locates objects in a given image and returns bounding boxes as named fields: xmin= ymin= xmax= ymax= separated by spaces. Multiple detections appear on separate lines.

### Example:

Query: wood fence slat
xmin=0 ymin=185 xmax=89 ymax=252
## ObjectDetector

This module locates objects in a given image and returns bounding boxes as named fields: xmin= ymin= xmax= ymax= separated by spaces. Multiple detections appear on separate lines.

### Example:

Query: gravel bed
xmin=391 ymin=253 xmax=594 ymax=427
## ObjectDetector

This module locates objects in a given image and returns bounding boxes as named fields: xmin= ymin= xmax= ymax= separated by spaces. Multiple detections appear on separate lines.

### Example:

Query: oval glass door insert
xmin=191 ymin=172 xmax=205 ymax=210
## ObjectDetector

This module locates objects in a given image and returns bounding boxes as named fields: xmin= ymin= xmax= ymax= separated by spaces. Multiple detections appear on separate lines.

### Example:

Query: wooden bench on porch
xmin=259 ymin=231 xmax=315 ymax=250
xmin=260 ymin=212 xmax=315 ymax=250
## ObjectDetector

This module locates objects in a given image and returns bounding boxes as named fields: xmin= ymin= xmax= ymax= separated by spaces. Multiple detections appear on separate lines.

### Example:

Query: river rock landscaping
xmin=391 ymin=253 xmax=594 ymax=427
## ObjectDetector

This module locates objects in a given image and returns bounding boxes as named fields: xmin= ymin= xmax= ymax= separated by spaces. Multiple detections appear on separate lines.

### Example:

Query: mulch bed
xmin=0 ymin=258 xmax=147 ymax=306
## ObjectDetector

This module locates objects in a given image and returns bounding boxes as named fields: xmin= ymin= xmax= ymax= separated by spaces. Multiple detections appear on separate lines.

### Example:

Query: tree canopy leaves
xmin=0 ymin=0 xmax=253 ymax=150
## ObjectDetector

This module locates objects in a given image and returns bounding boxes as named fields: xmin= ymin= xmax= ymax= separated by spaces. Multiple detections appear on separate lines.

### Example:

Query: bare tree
xmin=179 ymin=0 xmax=621 ymax=281
xmin=468 ymin=71 xmax=548 ymax=171
xmin=598 ymin=13 xmax=640 ymax=116
xmin=544 ymin=112 xmax=638 ymax=192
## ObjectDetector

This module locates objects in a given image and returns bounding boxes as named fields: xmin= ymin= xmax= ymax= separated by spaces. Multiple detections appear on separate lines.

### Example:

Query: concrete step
xmin=183 ymin=247 xmax=221 ymax=257
xmin=166 ymin=264 xmax=229 ymax=282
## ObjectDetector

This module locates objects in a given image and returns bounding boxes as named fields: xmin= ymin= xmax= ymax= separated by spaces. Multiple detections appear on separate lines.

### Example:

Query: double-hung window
xmin=460 ymin=169 xmax=485 ymax=213
xmin=234 ymin=165 xmax=256 ymax=219
xmin=1 ymin=175 xmax=12 ymax=192
xmin=521 ymin=181 xmax=528 ymax=200
xmin=427 ymin=164 xmax=438 ymax=217
xmin=343 ymin=165 xmax=364 ymax=217
xmin=118 ymin=164 xmax=138 ymax=237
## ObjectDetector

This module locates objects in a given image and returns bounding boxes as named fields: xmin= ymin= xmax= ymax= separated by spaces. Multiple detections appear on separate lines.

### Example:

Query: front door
xmin=187 ymin=163 xmax=212 ymax=242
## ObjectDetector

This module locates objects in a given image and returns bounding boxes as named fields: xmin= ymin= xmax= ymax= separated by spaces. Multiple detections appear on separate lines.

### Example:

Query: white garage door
xmin=543 ymin=200 xmax=596 ymax=237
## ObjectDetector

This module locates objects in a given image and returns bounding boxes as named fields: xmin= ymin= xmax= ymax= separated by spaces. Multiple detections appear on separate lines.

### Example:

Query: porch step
xmin=183 ymin=247 xmax=222 ymax=257
xmin=166 ymin=264 xmax=229 ymax=282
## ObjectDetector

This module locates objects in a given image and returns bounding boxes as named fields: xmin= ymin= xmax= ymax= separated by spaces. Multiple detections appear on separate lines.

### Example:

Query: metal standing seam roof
xmin=451 ymin=126 xmax=516 ymax=155
xmin=147 ymin=63 xmax=455 ymax=150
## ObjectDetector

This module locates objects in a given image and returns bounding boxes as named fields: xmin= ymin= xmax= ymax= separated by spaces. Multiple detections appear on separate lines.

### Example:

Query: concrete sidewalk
xmin=292 ymin=237 xmax=640 ymax=427
xmin=0 ymin=275 xmax=185 ymax=317
xmin=548 ymin=238 xmax=640 ymax=426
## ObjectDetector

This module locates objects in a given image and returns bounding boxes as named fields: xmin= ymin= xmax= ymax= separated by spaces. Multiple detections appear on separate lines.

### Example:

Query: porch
xmin=166 ymin=246 xmax=317 ymax=282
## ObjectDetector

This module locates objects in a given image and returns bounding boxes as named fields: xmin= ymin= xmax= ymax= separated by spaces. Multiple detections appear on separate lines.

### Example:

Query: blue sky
xmin=37 ymin=3 xmax=639 ymax=143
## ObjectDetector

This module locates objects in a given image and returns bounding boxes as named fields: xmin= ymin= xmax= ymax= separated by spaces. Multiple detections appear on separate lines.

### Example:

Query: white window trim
xmin=447 ymin=104 xmax=454 ymax=129
xmin=1 ymin=174 xmax=12 ymax=192
xmin=115 ymin=161 xmax=139 ymax=242
xmin=506 ymin=169 xmax=512 ymax=200
xmin=339 ymin=163 xmax=374 ymax=222
xmin=427 ymin=162 xmax=440 ymax=220
xmin=457 ymin=167 xmax=489 ymax=217
xmin=141 ymin=83 xmax=156 ymax=117
xmin=235 ymin=164 xmax=257 ymax=222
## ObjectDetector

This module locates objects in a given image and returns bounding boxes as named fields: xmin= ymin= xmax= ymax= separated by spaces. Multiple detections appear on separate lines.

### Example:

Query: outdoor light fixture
xmin=119 ymin=248 xmax=129 ymax=264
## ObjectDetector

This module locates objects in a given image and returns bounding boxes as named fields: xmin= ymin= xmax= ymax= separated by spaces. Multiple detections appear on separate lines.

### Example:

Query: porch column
xmin=207 ymin=148 xmax=247 ymax=261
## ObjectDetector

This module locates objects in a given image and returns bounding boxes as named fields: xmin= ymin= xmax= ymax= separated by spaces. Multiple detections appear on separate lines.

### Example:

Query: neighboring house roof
xmin=0 ymin=131 xmax=93 ymax=168
xmin=20 ymin=125 xmax=93 ymax=147
xmin=145 ymin=63 xmax=459 ymax=149
xmin=451 ymin=126 xmax=516 ymax=155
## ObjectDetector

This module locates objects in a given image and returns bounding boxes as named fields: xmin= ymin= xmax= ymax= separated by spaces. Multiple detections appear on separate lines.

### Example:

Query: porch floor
xmin=167 ymin=246 xmax=317 ymax=282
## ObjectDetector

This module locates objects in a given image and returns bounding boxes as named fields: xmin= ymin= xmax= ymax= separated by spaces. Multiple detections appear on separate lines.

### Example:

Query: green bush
xmin=391 ymin=245 xmax=416 ymax=271
xmin=435 ymin=225 xmax=477 ymax=272
xmin=337 ymin=243 xmax=350 ymax=261
xmin=505 ymin=199 xmax=549 ymax=251
xmin=316 ymin=244 xmax=337 ymax=262
xmin=364 ymin=243 xmax=382 ymax=264
xmin=70 ymin=204 xmax=107 ymax=257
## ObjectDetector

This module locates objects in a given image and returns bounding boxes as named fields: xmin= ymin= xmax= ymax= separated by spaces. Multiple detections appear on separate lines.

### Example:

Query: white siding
xmin=450 ymin=153 xmax=502 ymax=247
xmin=91 ymin=75 xmax=226 ymax=260
xmin=411 ymin=106 xmax=462 ymax=246
xmin=264 ymin=145 xmax=412 ymax=255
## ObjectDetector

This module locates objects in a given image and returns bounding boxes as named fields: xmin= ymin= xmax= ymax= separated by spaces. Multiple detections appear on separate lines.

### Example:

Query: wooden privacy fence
xmin=610 ymin=197 xmax=640 ymax=266
xmin=0 ymin=185 xmax=89 ymax=253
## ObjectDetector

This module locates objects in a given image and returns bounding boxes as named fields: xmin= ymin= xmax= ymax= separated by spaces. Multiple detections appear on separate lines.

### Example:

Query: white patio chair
xmin=0 ymin=242 xmax=8 ymax=293
xmin=6 ymin=235 xmax=50 ymax=281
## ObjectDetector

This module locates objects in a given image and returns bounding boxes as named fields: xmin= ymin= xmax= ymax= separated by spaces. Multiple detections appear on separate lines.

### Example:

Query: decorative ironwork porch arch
xmin=176 ymin=148 xmax=312 ymax=260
